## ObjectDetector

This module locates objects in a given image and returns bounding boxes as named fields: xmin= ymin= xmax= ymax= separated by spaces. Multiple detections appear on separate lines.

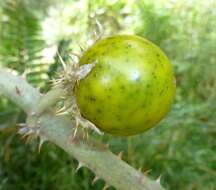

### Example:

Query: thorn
xmin=156 ymin=175 xmax=162 ymax=183
xmin=68 ymin=54 xmax=79 ymax=66
xmin=95 ymin=19 xmax=103 ymax=34
xmin=17 ymin=123 xmax=27 ymax=127
xmin=77 ymin=62 xmax=97 ymax=80
xmin=69 ymin=53 xmax=80 ymax=66
xmin=25 ymin=134 xmax=35 ymax=144
xmin=92 ymin=176 xmax=99 ymax=185
xmin=117 ymin=151 xmax=123 ymax=160
xmin=102 ymin=184 xmax=109 ymax=190
xmin=56 ymin=102 xmax=72 ymax=115
xmin=38 ymin=136 xmax=47 ymax=153
xmin=57 ymin=51 xmax=67 ymax=70
xmin=78 ymin=43 xmax=86 ymax=52
xmin=22 ymin=129 xmax=34 ymax=138
xmin=55 ymin=105 xmax=66 ymax=114
xmin=71 ymin=52 xmax=81 ymax=58
xmin=21 ymin=70 xmax=27 ymax=79
xmin=68 ymin=132 xmax=80 ymax=144
xmin=94 ymin=18 xmax=103 ymax=41
xmin=56 ymin=111 xmax=69 ymax=116
xmin=75 ymin=117 xmax=79 ymax=128
xmin=143 ymin=169 xmax=152 ymax=176
xmin=82 ymin=127 xmax=89 ymax=140
xmin=89 ymin=123 xmax=103 ymax=135
xmin=76 ymin=114 xmax=103 ymax=135
xmin=72 ymin=126 xmax=78 ymax=139
xmin=75 ymin=162 xmax=84 ymax=173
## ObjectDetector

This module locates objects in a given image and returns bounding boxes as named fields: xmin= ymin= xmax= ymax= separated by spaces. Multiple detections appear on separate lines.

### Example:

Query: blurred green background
xmin=0 ymin=0 xmax=215 ymax=189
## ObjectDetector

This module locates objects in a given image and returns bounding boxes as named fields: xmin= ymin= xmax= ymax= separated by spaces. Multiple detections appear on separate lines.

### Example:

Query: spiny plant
xmin=13 ymin=22 xmax=175 ymax=190
xmin=0 ymin=68 xmax=166 ymax=190
xmin=0 ymin=3 xmax=175 ymax=190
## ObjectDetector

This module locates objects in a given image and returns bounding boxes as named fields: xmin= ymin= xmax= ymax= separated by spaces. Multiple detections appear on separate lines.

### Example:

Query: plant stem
xmin=35 ymin=87 xmax=66 ymax=116
xmin=0 ymin=69 xmax=40 ymax=114
xmin=0 ymin=69 xmax=165 ymax=190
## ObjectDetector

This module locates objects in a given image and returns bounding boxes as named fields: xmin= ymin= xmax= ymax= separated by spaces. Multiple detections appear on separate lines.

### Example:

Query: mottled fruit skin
xmin=75 ymin=35 xmax=176 ymax=136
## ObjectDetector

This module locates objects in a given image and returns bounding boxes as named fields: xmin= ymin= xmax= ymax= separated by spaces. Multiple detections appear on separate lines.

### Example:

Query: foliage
xmin=0 ymin=0 xmax=215 ymax=190
xmin=0 ymin=0 xmax=47 ymax=84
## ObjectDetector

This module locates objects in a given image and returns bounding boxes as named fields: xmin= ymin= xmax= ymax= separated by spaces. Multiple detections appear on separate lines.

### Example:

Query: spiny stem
xmin=35 ymin=87 xmax=66 ymax=116
xmin=0 ymin=69 xmax=40 ymax=113
xmin=39 ymin=113 xmax=165 ymax=190
xmin=0 ymin=69 xmax=165 ymax=190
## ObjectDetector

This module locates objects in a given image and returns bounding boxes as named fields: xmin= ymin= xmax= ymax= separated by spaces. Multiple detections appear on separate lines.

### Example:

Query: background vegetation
xmin=0 ymin=0 xmax=215 ymax=189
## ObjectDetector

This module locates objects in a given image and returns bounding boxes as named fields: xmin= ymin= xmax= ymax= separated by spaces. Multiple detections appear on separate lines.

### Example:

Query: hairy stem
xmin=0 ymin=69 xmax=165 ymax=190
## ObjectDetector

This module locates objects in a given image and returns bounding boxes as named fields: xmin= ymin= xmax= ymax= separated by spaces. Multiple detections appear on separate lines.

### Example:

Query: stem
xmin=0 ymin=69 xmax=165 ymax=190
xmin=0 ymin=69 xmax=40 ymax=113
xmin=35 ymin=87 xmax=66 ymax=116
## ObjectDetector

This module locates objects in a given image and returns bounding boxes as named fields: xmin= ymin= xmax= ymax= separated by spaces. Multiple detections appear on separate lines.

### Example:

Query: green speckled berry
xmin=75 ymin=35 xmax=176 ymax=136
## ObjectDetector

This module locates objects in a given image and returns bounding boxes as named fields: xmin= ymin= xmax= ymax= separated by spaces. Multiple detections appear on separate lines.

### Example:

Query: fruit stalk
xmin=0 ymin=69 xmax=165 ymax=190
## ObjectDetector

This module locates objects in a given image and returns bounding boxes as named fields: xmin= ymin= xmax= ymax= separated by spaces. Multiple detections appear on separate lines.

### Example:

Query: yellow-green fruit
xmin=75 ymin=35 xmax=176 ymax=136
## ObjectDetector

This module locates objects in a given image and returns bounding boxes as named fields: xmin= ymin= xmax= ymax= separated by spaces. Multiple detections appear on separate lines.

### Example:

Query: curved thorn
xmin=56 ymin=111 xmax=68 ymax=116
xmin=21 ymin=70 xmax=27 ymax=79
xmin=57 ymin=51 xmax=67 ymax=70
xmin=117 ymin=151 xmax=123 ymax=160
xmin=95 ymin=18 xmax=103 ymax=41
xmin=102 ymin=184 xmax=109 ymax=190
xmin=25 ymin=135 xmax=34 ymax=144
xmin=55 ymin=105 xmax=68 ymax=114
xmin=92 ymin=176 xmax=100 ymax=185
xmin=73 ymin=127 xmax=78 ymax=139
xmin=143 ymin=169 xmax=152 ymax=176
xmin=38 ymin=136 xmax=47 ymax=153
xmin=22 ymin=129 xmax=34 ymax=138
xmin=68 ymin=54 xmax=79 ymax=66
xmin=156 ymin=175 xmax=162 ymax=183
xmin=78 ymin=43 xmax=86 ymax=53
xmin=77 ymin=62 xmax=97 ymax=80
xmin=17 ymin=123 xmax=27 ymax=127
xmin=75 ymin=162 xmax=84 ymax=173
xmin=95 ymin=19 xmax=103 ymax=34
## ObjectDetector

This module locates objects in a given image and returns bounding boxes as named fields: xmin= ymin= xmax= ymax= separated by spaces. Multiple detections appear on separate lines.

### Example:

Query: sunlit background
xmin=0 ymin=0 xmax=215 ymax=190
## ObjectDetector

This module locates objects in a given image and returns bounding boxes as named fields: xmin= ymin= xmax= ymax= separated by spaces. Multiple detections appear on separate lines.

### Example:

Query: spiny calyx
xmin=53 ymin=54 xmax=103 ymax=136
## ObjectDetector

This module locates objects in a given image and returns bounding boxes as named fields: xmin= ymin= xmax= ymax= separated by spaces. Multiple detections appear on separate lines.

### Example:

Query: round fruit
xmin=75 ymin=35 xmax=176 ymax=136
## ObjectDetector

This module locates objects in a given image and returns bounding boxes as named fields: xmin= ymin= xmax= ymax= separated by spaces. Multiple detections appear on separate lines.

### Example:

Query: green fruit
xmin=75 ymin=35 xmax=176 ymax=136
